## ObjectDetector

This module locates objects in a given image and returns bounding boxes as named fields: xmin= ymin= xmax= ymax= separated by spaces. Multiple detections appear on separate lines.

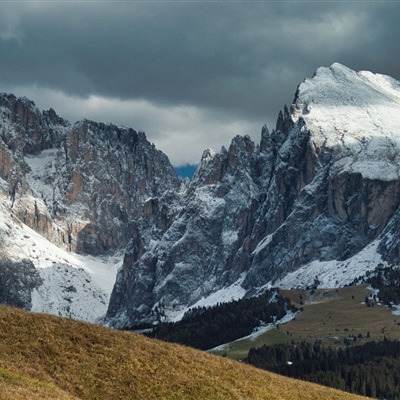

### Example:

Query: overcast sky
xmin=1 ymin=1 xmax=399 ymax=166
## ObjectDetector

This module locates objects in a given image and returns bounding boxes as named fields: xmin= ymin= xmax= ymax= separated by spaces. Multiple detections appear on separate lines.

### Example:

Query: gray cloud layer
xmin=1 ymin=1 xmax=399 ymax=165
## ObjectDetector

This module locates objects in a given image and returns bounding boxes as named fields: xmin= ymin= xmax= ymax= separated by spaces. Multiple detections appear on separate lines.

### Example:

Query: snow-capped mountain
xmin=106 ymin=63 xmax=400 ymax=326
xmin=1 ymin=63 xmax=400 ymax=327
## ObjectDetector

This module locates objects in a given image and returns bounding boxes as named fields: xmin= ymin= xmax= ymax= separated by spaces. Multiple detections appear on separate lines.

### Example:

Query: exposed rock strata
xmin=0 ymin=94 xmax=180 ymax=254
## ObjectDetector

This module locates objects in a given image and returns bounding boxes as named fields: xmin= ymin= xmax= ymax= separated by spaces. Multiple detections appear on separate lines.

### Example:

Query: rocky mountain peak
xmin=2 ymin=65 xmax=400 ymax=328
xmin=0 ymin=92 xmax=180 ymax=255
xmin=292 ymin=63 xmax=400 ymax=181
xmin=296 ymin=62 xmax=400 ymax=111
xmin=42 ymin=107 xmax=68 ymax=127
xmin=0 ymin=92 xmax=66 ymax=157
xmin=106 ymin=64 xmax=400 ymax=326
xmin=0 ymin=92 xmax=182 ymax=320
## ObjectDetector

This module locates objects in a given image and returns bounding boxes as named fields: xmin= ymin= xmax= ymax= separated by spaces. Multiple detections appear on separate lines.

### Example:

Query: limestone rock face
xmin=0 ymin=94 xmax=66 ymax=155
xmin=51 ymin=120 xmax=180 ymax=253
xmin=0 ymin=94 xmax=180 ymax=254
xmin=0 ymin=94 xmax=68 ymax=242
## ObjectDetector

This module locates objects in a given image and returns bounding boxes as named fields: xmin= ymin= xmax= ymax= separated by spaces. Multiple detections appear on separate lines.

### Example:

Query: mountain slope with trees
xmin=144 ymin=288 xmax=295 ymax=350
xmin=247 ymin=338 xmax=400 ymax=399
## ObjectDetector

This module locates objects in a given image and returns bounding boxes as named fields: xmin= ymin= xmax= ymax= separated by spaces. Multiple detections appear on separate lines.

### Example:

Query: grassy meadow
xmin=211 ymin=285 xmax=400 ymax=360
xmin=0 ymin=305 xmax=369 ymax=400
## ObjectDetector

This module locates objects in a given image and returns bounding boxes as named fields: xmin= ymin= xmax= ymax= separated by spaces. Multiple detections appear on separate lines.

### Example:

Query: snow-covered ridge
xmin=295 ymin=63 xmax=400 ymax=180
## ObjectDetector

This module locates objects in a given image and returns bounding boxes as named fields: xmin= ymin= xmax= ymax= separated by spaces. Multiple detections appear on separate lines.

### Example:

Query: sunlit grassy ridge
xmin=0 ymin=306 xmax=368 ymax=400
xmin=0 ymin=366 xmax=80 ymax=400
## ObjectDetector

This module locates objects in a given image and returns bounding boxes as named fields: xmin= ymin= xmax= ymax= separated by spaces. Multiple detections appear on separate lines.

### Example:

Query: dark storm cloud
xmin=0 ymin=1 xmax=399 ymax=164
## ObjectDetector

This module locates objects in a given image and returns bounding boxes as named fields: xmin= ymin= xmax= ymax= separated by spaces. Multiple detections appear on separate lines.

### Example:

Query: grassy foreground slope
xmin=0 ymin=306 xmax=368 ymax=400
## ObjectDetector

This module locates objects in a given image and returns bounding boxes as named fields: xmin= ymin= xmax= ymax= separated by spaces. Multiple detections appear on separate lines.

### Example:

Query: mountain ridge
xmin=0 ymin=63 xmax=399 ymax=328
xmin=0 ymin=93 xmax=179 ymax=321
xmin=107 ymin=63 xmax=400 ymax=326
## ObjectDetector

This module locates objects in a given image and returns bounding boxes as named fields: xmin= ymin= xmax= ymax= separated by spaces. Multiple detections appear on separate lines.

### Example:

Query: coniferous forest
xmin=246 ymin=338 xmax=400 ymax=399
xmin=362 ymin=265 xmax=400 ymax=306
xmin=144 ymin=289 xmax=295 ymax=350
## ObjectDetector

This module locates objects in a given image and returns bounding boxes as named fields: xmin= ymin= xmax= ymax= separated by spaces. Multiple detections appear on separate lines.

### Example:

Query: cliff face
xmin=106 ymin=136 xmax=262 ymax=324
xmin=0 ymin=94 xmax=180 ymax=254
xmin=47 ymin=120 xmax=180 ymax=253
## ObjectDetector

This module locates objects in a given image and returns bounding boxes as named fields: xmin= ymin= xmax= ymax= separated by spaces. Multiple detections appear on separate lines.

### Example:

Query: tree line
xmin=144 ymin=289 xmax=295 ymax=350
xmin=246 ymin=338 xmax=400 ymax=399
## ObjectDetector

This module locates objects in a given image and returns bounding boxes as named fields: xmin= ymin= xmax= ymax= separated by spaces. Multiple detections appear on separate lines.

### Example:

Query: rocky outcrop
xmin=0 ymin=258 xmax=42 ymax=310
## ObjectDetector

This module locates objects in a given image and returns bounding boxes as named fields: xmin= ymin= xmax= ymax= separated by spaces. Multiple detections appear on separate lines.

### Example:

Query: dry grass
xmin=0 ymin=305 xmax=369 ymax=400
xmin=0 ymin=367 xmax=80 ymax=400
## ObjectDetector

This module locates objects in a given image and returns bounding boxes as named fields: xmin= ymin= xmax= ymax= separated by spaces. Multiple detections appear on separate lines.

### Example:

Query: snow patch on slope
xmin=25 ymin=149 xmax=58 ymax=199
xmin=168 ymin=276 xmax=247 ymax=322
xmin=210 ymin=311 xmax=297 ymax=352
xmin=276 ymin=240 xmax=383 ymax=289
xmin=0 ymin=193 xmax=120 ymax=322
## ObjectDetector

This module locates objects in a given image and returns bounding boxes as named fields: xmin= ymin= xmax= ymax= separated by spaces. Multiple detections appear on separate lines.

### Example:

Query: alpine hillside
xmin=0 ymin=63 xmax=399 ymax=327
xmin=0 ymin=305 xmax=367 ymax=400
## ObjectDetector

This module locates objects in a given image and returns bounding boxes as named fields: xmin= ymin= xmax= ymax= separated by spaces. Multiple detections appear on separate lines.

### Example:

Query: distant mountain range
xmin=0 ymin=63 xmax=399 ymax=327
